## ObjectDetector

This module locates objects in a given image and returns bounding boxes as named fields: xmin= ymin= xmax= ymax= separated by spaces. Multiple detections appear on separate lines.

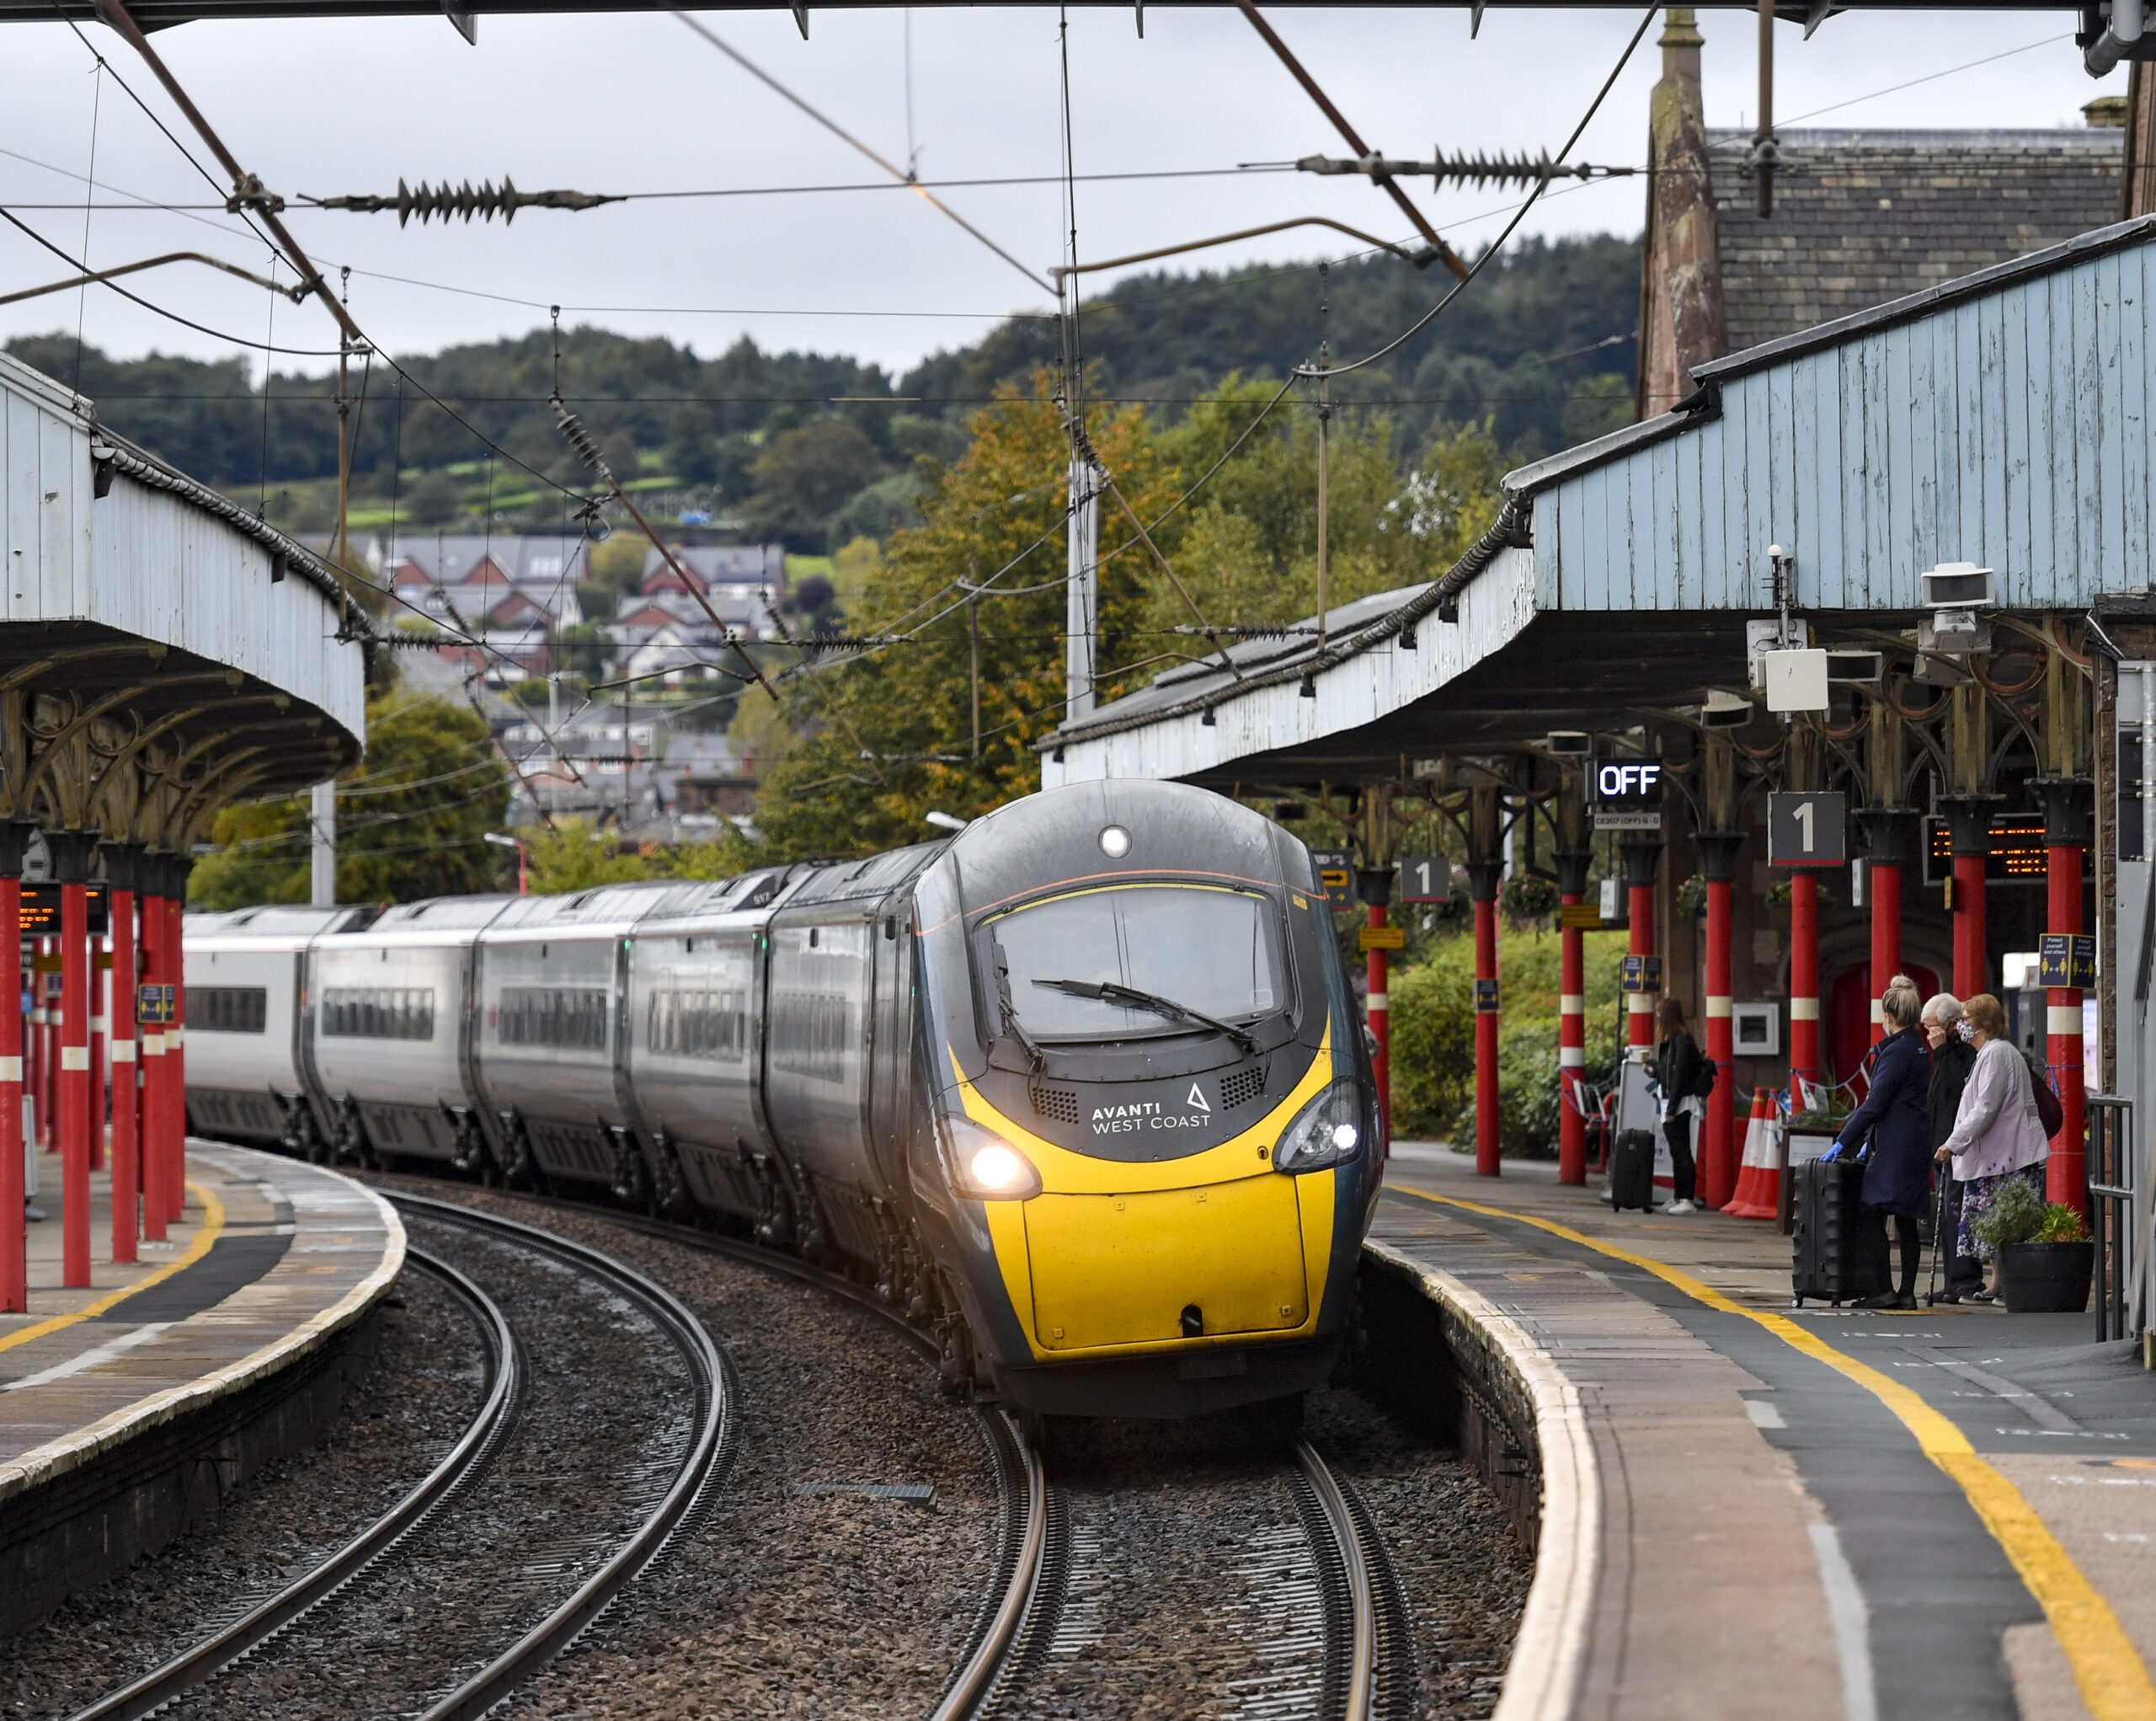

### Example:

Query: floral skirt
xmin=1958 ymin=1163 xmax=2047 ymax=1262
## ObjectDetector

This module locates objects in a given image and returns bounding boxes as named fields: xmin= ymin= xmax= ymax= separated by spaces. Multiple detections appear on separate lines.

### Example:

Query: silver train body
xmin=185 ymin=782 xmax=1382 ymax=1418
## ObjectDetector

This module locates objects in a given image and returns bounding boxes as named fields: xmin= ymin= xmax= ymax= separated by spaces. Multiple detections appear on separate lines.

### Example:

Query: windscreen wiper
xmin=990 ymin=928 xmax=1045 ymax=1071
xmin=1032 ymin=978 xmax=1259 ymax=1056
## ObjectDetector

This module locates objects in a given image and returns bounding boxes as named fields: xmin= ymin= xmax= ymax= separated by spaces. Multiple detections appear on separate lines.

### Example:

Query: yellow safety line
xmin=1395 ymin=1184 xmax=2156 ymax=1721
xmin=0 ymin=1179 xmax=227 ymax=1355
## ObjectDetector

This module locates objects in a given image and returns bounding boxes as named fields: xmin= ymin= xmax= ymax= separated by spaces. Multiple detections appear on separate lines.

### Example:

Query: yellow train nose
xmin=1022 ymin=1174 xmax=1310 ymax=1351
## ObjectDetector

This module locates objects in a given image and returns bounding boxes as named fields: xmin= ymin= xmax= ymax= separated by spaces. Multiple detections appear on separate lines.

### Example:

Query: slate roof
xmin=386 ymin=533 xmax=589 ymax=589
xmin=1706 ymin=128 xmax=2123 ymax=355
xmin=640 ymin=542 xmax=785 ymax=593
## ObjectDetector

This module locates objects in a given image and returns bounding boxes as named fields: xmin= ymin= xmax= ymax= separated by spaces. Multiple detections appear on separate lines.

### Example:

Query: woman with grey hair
xmin=1923 ymin=992 xmax=1982 ymax=1301
xmin=1936 ymin=992 xmax=2050 ymax=1300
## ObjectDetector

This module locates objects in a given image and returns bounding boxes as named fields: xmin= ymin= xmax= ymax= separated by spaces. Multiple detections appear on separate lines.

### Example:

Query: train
xmin=184 ymin=780 xmax=1384 ymax=1419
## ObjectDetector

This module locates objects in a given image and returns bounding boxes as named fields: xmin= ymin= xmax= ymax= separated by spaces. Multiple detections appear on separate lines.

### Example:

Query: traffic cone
xmin=1721 ymin=1088 xmax=1781 ymax=1220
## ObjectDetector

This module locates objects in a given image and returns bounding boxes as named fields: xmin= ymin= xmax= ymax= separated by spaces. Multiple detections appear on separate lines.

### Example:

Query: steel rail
xmin=63 ymin=1248 xmax=521 ymax=1721
xmin=1296 ymin=1437 xmax=1379 ymax=1721
xmin=446 ymin=1188 xmax=1049 ymax=1721
xmin=388 ymin=1192 xmax=737 ymax=1721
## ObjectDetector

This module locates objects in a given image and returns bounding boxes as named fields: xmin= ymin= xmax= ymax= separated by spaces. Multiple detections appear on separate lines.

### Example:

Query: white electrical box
xmin=1761 ymin=649 xmax=1830 ymax=713
xmin=1732 ymin=1001 xmax=1781 ymax=1059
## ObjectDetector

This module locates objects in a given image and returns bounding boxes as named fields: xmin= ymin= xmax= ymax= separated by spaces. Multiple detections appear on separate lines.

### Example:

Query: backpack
xmin=1692 ymin=1056 xmax=1718 ymax=1101
xmin=2019 ymin=1045 xmax=2065 ymax=1139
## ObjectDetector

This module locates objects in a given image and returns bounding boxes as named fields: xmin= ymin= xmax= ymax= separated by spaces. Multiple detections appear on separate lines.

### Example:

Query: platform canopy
xmin=0 ymin=350 xmax=371 ymax=855
xmin=1042 ymin=215 xmax=2156 ymax=794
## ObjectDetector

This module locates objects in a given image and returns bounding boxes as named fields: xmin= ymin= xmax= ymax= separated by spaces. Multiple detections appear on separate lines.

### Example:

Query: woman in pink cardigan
xmin=1933 ymin=992 xmax=2049 ymax=1303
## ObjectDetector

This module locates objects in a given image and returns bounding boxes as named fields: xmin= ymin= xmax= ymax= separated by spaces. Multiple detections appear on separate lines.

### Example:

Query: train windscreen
xmin=989 ymin=884 xmax=1282 ymax=1043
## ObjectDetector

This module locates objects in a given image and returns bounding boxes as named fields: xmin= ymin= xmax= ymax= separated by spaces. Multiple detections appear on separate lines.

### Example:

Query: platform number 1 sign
xmin=1400 ymin=856 xmax=1453 ymax=903
xmin=1767 ymin=791 xmax=1847 ymax=866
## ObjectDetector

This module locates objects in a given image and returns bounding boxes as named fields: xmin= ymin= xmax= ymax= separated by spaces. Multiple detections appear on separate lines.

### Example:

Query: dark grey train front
xmin=184 ymin=782 xmax=1383 ymax=1417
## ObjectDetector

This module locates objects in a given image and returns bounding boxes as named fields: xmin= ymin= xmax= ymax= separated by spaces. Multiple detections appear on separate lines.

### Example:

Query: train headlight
xmin=1272 ymin=1082 xmax=1366 ymax=1173
xmin=944 ymin=1115 xmax=1043 ymax=1201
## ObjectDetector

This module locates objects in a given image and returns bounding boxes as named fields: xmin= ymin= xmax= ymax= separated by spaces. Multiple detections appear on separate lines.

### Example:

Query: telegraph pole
xmin=310 ymin=782 xmax=335 ymax=907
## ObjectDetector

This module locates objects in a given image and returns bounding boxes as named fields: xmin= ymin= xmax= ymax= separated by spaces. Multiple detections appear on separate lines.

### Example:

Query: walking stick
xmin=1924 ymin=1168 xmax=1950 ymax=1307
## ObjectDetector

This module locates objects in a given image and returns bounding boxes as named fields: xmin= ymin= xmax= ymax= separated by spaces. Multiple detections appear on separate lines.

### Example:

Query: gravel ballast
xmin=0 ymin=1262 xmax=487 ymax=1720
xmin=0 ymin=1170 xmax=1529 ymax=1720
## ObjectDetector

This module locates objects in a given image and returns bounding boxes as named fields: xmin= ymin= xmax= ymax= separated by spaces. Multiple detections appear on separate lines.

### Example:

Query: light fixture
xmin=1098 ymin=825 xmax=1131 ymax=858
xmin=925 ymin=810 xmax=969 ymax=833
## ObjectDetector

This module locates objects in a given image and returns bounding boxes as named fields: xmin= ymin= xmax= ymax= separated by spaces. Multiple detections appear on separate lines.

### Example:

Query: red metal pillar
xmin=1556 ymin=847 xmax=1592 ymax=1186
xmin=88 ymin=930 xmax=105 ymax=1174
xmin=1621 ymin=839 xmax=1662 ymax=1053
xmin=30 ymin=943 xmax=49 ymax=1153
xmin=164 ymin=873 xmax=187 ymax=1224
xmin=1943 ymin=798 xmax=1993 ymax=1002
xmin=1696 ymin=831 xmax=1743 ymax=1211
xmin=1869 ymin=861 xmax=1902 ymax=1044
xmin=1790 ymin=869 xmax=1821 ymax=1104
xmin=0 ymin=824 xmax=29 ymax=1313
xmin=139 ymin=880 xmax=167 ymax=1243
xmin=49 ymin=833 xmax=96 ymax=1290
xmin=2040 ymin=780 xmax=2089 ymax=1208
xmin=1357 ymin=866 xmax=1395 ymax=1148
xmin=1469 ymin=863 xmax=1502 ymax=1176
xmin=104 ymin=845 xmax=137 ymax=1265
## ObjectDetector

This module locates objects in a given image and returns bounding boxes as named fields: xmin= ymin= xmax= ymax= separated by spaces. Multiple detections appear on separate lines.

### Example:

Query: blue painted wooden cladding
xmin=1532 ymin=232 xmax=2155 ymax=614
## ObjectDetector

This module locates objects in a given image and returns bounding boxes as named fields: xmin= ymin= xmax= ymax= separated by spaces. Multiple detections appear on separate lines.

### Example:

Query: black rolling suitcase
xmin=1609 ymin=1128 xmax=1657 ymax=1212
xmin=1790 ymin=1157 xmax=1891 ymax=1306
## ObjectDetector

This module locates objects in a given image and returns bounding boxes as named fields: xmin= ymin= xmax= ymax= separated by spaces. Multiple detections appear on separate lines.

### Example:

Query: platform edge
xmin=0 ymin=1155 xmax=407 ymax=1506
xmin=1362 ymin=1237 xmax=1599 ymax=1721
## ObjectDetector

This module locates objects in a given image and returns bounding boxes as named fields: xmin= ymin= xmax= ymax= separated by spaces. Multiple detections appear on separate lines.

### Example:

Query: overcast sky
xmin=0 ymin=5 xmax=2125 ymax=384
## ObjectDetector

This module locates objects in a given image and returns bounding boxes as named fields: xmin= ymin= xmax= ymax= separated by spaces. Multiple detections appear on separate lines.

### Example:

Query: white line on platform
xmin=1807 ymin=1520 xmax=1879 ymax=1721
xmin=3 ymin=1323 xmax=173 ymax=1392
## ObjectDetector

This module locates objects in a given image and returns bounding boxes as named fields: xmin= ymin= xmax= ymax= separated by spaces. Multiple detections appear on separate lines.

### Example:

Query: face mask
xmin=1958 ymin=1023 xmax=1975 ymax=1042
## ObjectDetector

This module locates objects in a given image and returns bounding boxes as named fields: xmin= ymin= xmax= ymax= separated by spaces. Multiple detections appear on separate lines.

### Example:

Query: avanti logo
xmin=1187 ymin=1083 xmax=1210 ymax=1113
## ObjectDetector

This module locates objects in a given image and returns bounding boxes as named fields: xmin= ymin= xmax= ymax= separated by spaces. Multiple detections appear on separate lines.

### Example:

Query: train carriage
xmin=183 ymin=904 xmax=373 ymax=1152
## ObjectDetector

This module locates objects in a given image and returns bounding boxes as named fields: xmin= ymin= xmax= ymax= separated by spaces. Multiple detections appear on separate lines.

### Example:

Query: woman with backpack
xmin=1823 ymin=975 xmax=1933 ymax=1309
xmin=1652 ymin=997 xmax=1710 ymax=1214
xmin=1935 ymin=992 xmax=2053 ymax=1303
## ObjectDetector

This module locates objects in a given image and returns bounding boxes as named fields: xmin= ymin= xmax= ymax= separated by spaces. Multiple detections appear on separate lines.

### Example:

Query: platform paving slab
xmin=0 ymin=1139 xmax=403 ymax=1632
xmin=1380 ymin=1143 xmax=2156 ymax=1721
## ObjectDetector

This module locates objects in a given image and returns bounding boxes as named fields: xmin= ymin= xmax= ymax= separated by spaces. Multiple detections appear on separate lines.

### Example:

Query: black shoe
xmin=1930 ymin=1291 xmax=1961 ymax=1306
xmin=1858 ymin=1290 xmax=1915 ymax=1311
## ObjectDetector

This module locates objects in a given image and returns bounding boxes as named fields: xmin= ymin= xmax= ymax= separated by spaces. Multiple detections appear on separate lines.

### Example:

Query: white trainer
xmin=1665 ymin=1199 xmax=1695 ymax=1215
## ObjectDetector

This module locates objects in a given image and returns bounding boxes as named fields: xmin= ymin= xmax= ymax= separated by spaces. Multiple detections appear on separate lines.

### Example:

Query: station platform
xmin=0 ymin=1141 xmax=403 ymax=1632
xmin=1374 ymin=1143 xmax=2156 ymax=1721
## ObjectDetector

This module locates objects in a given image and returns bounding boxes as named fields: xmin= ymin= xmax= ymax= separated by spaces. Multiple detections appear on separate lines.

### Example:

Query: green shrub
xmin=1972 ymin=1178 xmax=2050 ymax=1250
xmin=2036 ymin=1202 xmax=2089 ymax=1243
xmin=1386 ymin=924 xmax=1627 ymax=1155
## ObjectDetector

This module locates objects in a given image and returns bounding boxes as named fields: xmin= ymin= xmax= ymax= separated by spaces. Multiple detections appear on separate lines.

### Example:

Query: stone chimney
xmin=1635 ymin=7 xmax=1728 ymax=420
xmin=2121 ymin=67 xmax=2156 ymax=220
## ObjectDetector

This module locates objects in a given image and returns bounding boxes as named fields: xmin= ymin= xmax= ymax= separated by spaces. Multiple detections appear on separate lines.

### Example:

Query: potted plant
xmin=1971 ymin=1178 xmax=2095 ymax=1314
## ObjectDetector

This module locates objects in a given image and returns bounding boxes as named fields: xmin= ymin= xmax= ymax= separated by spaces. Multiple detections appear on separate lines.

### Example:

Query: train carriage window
xmin=646 ymin=986 xmax=750 ymax=1060
xmin=498 ymin=986 xmax=611 ymax=1050
xmin=988 ymin=885 xmax=1283 ymax=1042
xmin=188 ymin=986 xmax=268 ymax=1034
xmin=321 ymin=986 xmax=436 ymax=1040
xmin=767 ymin=991 xmax=852 ymax=1081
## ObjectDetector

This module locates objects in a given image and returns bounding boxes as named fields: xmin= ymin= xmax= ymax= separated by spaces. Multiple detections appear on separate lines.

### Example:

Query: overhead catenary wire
xmin=670 ymin=9 xmax=1051 ymax=292
xmin=1295 ymin=3 xmax=1658 ymax=381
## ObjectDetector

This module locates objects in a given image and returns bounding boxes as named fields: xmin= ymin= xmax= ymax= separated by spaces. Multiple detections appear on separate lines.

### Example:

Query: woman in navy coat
xmin=1827 ymin=975 xmax=1933 ymax=1310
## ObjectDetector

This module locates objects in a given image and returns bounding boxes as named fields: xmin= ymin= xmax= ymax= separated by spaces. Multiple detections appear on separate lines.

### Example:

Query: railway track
xmin=63 ymin=1195 xmax=736 ymax=1721
xmin=446 ymin=1189 xmax=1413 ymax=1721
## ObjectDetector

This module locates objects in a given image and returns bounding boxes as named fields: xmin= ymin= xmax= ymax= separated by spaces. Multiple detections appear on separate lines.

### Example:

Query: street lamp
xmin=483 ymin=831 xmax=529 ymax=895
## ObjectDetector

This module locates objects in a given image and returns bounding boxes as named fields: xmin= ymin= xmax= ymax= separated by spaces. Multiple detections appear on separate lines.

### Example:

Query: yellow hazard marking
xmin=0 ymin=1179 xmax=227 ymax=1355
xmin=1394 ymin=1185 xmax=2156 ymax=1721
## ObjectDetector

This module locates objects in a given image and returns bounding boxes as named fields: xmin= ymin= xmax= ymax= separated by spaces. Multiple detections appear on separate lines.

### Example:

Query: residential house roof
xmin=642 ymin=542 xmax=785 ymax=596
